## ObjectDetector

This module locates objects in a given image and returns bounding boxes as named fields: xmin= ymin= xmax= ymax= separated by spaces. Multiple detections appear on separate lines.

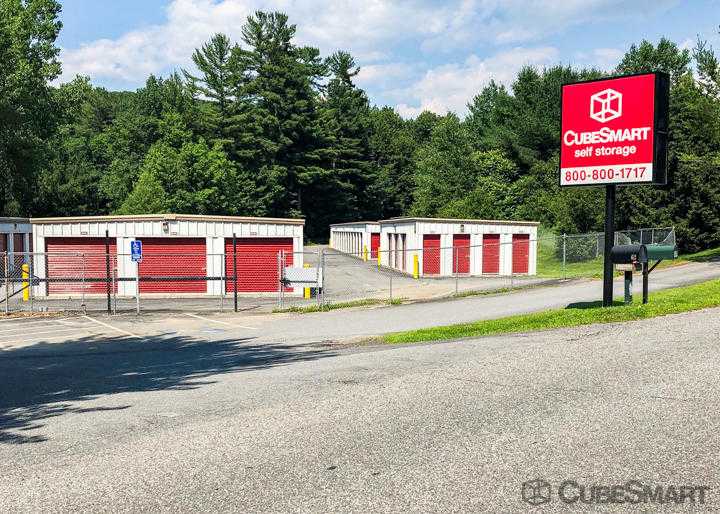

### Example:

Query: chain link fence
xmin=1 ymin=226 xmax=677 ymax=315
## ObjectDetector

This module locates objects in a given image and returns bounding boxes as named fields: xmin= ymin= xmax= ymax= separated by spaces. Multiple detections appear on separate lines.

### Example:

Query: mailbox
xmin=646 ymin=244 xmax=677 ymax=261
xmin=610 ymin=244 xmax=648 ymax=265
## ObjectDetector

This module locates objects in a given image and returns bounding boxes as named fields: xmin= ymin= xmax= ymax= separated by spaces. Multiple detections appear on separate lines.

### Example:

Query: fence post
xmin=81 ymin=254 xmax=86 ymax=313
xmin=29 ymin=254 xmax=34 ymax=313
xmin=562 ymin=234 xmax=567 ymax=280
xmin=315 ymin=248 xmax=325 ymax=307
xmin=389 ymin=272 xmax=393 ymax=303
xmin=454 ymin=247 xmax=459 ymax=296
xmin=112 ymin=263 xmax=117 ymax=315
xmin=320 ymin=248 xmax=326 ymax=307
xmin=135 ymin=260 xmax=140 ymax=315
xmin=105 ymin=229 xmax=111 ymax=314
xmin=232 ymin=233 xmax=238 ymax=313
xmin=4 ymin=252 xmax=8 ymax=315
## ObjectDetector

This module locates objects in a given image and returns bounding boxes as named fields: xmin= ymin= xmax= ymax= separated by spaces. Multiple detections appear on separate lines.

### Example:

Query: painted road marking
xmin=0 ymin=327 xmax=88 ymax=339
xmin=183 ymin=312 xmax=258 ymax=330
xmin=82 ymin=315 xmax=141 ymax=339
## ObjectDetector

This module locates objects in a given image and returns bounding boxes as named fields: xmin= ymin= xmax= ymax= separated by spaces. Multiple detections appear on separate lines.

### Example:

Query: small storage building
xmin=378 ymin=218 xmax=539 ymax=277
xmin=0 ymin=218 xmax=32 ymax=255
xmin=30 ymin=214 xmax=304 ymax=296
xmin=329 ymin=222 xmax=381 ymax=259
xmin=331 ymin=217 xmax=539 ymax=277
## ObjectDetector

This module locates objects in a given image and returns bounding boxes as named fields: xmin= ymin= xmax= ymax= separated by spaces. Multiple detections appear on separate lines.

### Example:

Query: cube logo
xmin=590 ymin=88 xmax=622 ymax=123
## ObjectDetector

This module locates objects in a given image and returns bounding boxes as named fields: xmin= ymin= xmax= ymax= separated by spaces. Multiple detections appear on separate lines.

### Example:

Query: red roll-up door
xmin=422 ymin=234 xmax=441 ymax=275
xmin=512 ymin=233 xmax=530 ymax=274
xmin=138 ymin=238 xmax=206 ymax=293
xmin=46 ymin=237 xmax=117 ymax=294
xmin=482 ymin=234 xmax=500 ymax=274
xmin=453 ymin=234 xmax=470 ymax=274
xmin=13 ymin=234 xmax=25 ymax=254
xmin=370 ymin=233 xmax=380 ymax=259
xmin=225 ymin=238 xmax=294 ymax=292
xmin=0 ymin=235 xmax=6 ymax=278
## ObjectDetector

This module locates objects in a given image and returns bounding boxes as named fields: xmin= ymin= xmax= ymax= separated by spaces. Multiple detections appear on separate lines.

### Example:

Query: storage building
xmin=0 ymin=218 xmax=32 ymax=256
xmin=331 ymin=217 xmax=539 ymax=277
xmin=328 ymin=221 xmax=381 ymax=259
xmin=30 ymin=214 xmax=304 ymax=296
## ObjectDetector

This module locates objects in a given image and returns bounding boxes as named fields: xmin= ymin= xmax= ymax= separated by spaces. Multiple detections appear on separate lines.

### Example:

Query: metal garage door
xmin=138 ymin=238 xmax=206 ymax=293
xmin=225 ymin=238 xmax=294 ymax=292
xmin=512 ymin=234 xmax=530 ymax=274
xmin=482 ymin=234 xmax=500 ymax=274
xmin=453 ymin=234 xmax=470 ymax=274
xmin=422 ymin=234 xmax=441 ymax=275
xmin=13 ymin=234 xmax=24 ymax=254
xmin=370 ymin=233 xmax=380 ymax=259
xmin=46 ymin=237 xmax=117 ymax=294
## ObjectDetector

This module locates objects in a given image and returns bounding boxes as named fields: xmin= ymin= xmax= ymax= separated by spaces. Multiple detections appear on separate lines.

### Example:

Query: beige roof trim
xmin=30 ymin=214 xmax=305 ymax=225
xmin=379 ymin=217 xmax=541 ymax=227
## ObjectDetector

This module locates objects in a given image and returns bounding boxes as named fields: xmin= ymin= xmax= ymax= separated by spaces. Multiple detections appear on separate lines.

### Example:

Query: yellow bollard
xmin=304 ymin=263 xmax=311 ymax=299
xmin=22 ymin=263 xmax=29 ymax=301
xmin=413 ymin=254 xmax=419 ymax=279
xmin=377 ymin=249 xmax=381 ymax=267
xmin=363 ymin=245 xmax=368 ymax=262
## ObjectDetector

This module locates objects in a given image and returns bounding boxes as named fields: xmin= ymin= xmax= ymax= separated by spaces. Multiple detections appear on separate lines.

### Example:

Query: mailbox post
xmin=610 ymin=244 xmax=648 ymax=305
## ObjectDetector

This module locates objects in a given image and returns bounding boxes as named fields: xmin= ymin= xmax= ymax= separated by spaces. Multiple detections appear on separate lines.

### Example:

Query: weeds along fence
xmin=1 ymin=226 xmax=676 ymax=315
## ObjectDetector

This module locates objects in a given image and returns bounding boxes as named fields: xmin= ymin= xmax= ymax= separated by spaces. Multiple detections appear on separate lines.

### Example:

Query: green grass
xmin=274 ymin=297 xmax=403 ymax=313
xmin=536 ymin=229 xmax=719 ymax=279
xmin=381 ymin=278 xmax=720 ymax=344
xmin=684 ymin=246 xmax=720 ymax=262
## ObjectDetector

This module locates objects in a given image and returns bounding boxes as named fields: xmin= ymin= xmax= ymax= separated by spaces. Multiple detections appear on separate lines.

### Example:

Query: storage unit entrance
xmin=377 ymin=217 xmax=539 ymax=277
xmin=0 ymin=218 xmax=32 ymax=278
xmin=329 ymin=222 xmax=381 ymax=259
xmin=31 ymin=214 xmax=304 ymax=297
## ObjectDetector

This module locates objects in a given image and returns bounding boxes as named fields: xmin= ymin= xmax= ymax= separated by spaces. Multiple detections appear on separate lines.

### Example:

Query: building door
xmin=512 ymin=234 xmax=530 ymax=274
xmin=226 ymin=237 xmax=294 ymax=292
xmin=453 ymin=234 xmax=470 ymax=274
xmin=482 ymin=234 xmax=500 ymax=274
xmin=370 ymin=233 xmax=380 ymax=260
xmin=45 ymin=237 xmax=117 ymax=294
xmin=138 ymin=238 xmax=206 ymax=293
xmin=422 ymin=234 xmax=441 ymax=275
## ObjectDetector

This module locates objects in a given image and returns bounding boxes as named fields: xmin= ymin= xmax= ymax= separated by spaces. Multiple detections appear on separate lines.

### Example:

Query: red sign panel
xmin=560 ymin=72 xmax=668 ymax=187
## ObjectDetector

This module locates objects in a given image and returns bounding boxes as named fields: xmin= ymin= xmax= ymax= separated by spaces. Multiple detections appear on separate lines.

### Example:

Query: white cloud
xmin=59 ymin=0 xmax=680 ymax=86
xmin=394 ymin=46 xmax=559 ymax=117
xmin=59 ymin=0 xmax=457 ymax=84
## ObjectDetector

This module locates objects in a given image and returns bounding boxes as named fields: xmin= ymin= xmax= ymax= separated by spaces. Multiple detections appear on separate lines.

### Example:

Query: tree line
xmin=1 ymin=0 xmax=719 ymax=249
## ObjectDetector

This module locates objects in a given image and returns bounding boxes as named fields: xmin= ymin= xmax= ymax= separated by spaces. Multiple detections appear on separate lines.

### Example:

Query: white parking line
xmin=82 ymin=315 xmax=141 ymax=339
xmin=0 ymin=326 xmax=88 ymax=339
xmin=183 ymin=312 xmax=258 ymax=330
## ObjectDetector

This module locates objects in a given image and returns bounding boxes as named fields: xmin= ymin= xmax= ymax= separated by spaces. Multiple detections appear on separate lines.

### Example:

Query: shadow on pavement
xmin=0 ymin=334 xmax=337 ymax=444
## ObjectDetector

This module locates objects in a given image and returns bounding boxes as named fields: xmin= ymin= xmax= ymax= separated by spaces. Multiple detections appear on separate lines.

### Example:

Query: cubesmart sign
xmin=560 ymin=72 xmax=669 ymax=187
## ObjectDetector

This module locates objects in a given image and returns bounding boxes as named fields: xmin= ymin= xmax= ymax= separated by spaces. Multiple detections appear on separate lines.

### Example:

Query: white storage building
xmin=329 ymin=221 xmax=380 ymax=259
xmin=30 ymin=214 xmax=304 ymax=296
xmin=331 ymin=217 xmax=539 ymax=277
xmin=0 ymin=218 xmax=32 ymax=256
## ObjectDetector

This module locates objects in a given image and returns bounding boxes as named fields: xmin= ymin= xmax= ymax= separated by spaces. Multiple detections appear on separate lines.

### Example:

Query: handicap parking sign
xmin=130 ymin=240 xmax=143 ymax=262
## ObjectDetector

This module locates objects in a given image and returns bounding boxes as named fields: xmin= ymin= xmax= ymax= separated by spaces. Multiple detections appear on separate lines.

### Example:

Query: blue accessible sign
xmin=130 ymin=240 xmax=143 ymax=263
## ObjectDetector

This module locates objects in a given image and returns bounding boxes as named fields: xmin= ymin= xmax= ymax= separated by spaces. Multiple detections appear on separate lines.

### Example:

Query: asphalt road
xmin=222 ymin=259 xmax=720 ymax=344
xmin=1 ymin=307 xmax=719 ymax=511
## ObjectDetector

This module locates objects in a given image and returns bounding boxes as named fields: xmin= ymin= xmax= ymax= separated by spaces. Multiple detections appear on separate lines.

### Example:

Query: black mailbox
xmin=610 ymin=244 xmax=648 ymax=265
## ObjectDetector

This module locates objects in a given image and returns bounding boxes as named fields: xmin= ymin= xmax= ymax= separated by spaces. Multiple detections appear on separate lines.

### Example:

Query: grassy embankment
xmin=382 ymin=278 xmax=720 ymax=344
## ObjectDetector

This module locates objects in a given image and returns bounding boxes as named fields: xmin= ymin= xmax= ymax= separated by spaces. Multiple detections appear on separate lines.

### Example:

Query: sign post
xmin=130 ymin=240 xmax=142 ymax=315
xmin=560 ymin=72 xmax=669 ymax=306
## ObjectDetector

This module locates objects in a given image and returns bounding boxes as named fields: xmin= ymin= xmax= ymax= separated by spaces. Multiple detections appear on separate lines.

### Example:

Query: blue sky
xmin=57 ymin=0 xmax=719 ymax=116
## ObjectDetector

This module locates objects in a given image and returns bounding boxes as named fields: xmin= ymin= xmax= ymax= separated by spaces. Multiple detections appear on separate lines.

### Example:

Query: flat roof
xmin=30 ymin=214 xmax=305 ymax=225
xmin=0 ymin=217 xmax=30 ymax=223
xmin=379 ymin=217 xmax=541 ymax=227
xmin=329 ymin=221 xmax=381 ymax=227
